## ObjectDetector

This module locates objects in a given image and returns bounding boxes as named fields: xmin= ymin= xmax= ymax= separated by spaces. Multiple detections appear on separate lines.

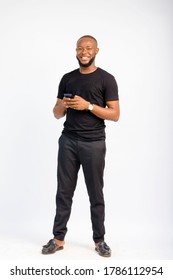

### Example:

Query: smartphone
xmin=64 ymin=93 xmax=73 ymax=98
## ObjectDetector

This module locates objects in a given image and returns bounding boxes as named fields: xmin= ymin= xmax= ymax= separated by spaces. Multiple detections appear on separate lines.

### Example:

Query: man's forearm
xmin=53 ymin=99 xmax=66 ymax=119
xmin=91 ymin=104 xmax=120 ymax=122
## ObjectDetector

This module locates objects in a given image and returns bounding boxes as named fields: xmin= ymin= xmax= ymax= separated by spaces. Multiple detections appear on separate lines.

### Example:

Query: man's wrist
xmin=87 ymin=103 xmax=94 ymax=111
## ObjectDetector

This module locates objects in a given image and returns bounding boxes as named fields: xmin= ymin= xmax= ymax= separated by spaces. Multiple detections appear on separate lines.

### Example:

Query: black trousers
xmin=53 ymin=134 xmax=106 ymax=243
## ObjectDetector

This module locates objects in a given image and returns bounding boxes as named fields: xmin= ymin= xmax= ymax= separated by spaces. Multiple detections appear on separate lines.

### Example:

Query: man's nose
xmin=81 ymin=48 xmax=87 ymax=54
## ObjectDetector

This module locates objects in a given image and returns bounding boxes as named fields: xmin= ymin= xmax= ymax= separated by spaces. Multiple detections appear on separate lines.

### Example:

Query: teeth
xmin=81 ymin=57 xmax=88 ymax=61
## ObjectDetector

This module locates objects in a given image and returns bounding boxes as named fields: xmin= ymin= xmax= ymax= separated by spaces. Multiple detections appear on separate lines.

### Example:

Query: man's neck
xmin=79 ymin=65 xmax=97 ymax=74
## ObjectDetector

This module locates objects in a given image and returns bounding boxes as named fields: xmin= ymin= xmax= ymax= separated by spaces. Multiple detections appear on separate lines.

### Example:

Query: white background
xmin=0 ymin=0 xmax=173 ymax=264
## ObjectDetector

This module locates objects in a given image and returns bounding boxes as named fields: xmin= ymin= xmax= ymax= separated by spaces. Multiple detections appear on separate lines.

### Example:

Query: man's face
xmin=76 ymin=37 xmax=99 ymax=68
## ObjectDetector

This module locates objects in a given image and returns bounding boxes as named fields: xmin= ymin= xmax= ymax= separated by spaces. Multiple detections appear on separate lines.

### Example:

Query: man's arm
xmin=64 ymin=95 xmax=120 ymax=122
xmin=53 ymin=98 xmax=67 ymax=119
xmin=90 ymin=100 xmax=120 ymax=122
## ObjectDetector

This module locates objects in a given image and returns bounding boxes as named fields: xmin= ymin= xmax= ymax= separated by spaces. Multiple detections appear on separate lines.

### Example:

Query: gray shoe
xmin=95 ymin=241 xmax=111 ymax=257
xmin=42 ymin=239 xmax=64 ymax=254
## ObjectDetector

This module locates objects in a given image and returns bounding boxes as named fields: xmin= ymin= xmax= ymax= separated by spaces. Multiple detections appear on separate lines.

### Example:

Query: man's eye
xmin=77 ymin=47 xmax=92 ymax=51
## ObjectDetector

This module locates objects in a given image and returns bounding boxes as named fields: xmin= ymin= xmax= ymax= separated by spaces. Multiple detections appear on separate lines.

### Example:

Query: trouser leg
xmin=53 ymin=135 xmax=80 ymax=240
xmin=79 ymin=140 xmax=106 ymax=243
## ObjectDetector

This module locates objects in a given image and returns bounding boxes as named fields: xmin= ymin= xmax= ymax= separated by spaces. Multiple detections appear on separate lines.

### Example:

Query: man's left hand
xmin=64 ymin=95 xmax=90 ymax=111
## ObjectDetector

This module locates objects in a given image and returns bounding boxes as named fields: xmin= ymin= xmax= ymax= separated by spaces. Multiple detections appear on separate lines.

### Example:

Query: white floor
xmin=1 ymin=220 xmax=173 ymax=280
xmin=0 ymin=219 xmax=172 ymax=261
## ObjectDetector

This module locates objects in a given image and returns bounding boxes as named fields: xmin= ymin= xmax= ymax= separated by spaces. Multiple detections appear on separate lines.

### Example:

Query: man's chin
xmin=76 ymin=57 xmax=95 ymax=68
xmin=79 ymin=62 xmax=91 ymax=68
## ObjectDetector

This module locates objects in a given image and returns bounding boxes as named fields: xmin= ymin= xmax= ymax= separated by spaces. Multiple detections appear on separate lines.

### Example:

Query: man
xmin=42 ymin=35 xmax=120 ymax=257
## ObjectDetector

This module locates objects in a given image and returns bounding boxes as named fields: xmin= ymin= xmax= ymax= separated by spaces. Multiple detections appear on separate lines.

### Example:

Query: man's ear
xmin=95 ymin=48 xmax=99 ymax=55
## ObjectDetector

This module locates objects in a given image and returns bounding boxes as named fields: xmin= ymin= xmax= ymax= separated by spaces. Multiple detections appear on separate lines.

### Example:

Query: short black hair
xmin=77 ymin=35 xmax=98 ymax=46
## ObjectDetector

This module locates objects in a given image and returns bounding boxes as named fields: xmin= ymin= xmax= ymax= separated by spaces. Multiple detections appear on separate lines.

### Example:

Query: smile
xmin=80 ymin=56 xmax=90 ymax=61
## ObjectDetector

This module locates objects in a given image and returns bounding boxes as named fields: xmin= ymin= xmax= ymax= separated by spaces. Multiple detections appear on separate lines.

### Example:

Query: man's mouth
xmin=76 ymin=55 xmax=95 ymax=68
xmin=80 ymin=56 xmax=90 ymax=61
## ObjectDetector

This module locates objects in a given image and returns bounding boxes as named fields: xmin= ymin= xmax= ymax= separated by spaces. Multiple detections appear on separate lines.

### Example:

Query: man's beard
xmin=76 ymin=56 xmax=95 ymax=68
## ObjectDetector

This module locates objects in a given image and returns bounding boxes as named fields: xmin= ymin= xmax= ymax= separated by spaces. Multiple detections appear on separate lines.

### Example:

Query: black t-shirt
xmin=57 ymin=67 xmax=119 ymax=141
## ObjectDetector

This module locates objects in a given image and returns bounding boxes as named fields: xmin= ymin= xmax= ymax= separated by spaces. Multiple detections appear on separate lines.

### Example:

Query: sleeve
xmin=57 ymin=75 xmax=67 ymax=99
xmin=104 ymin=73 xmax=119 ymax=101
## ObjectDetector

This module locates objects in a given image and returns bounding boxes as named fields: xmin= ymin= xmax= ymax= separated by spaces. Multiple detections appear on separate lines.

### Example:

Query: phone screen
xmin=64 ymin=93 xmax=73 ymax=98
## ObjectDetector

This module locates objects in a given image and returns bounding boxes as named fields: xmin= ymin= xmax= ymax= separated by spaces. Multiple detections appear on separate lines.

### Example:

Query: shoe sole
xmin=42 ymin=246 xmax=64 ymax=255
xmin=95 ymin=248 xmax=111 ymax=257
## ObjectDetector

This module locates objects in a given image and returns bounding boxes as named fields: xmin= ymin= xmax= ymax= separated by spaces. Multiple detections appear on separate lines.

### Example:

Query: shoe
xmin=42 ymin=239 xmax=64 ymax=254
xmin=95 ymin=241 xmax=111 ymax=257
